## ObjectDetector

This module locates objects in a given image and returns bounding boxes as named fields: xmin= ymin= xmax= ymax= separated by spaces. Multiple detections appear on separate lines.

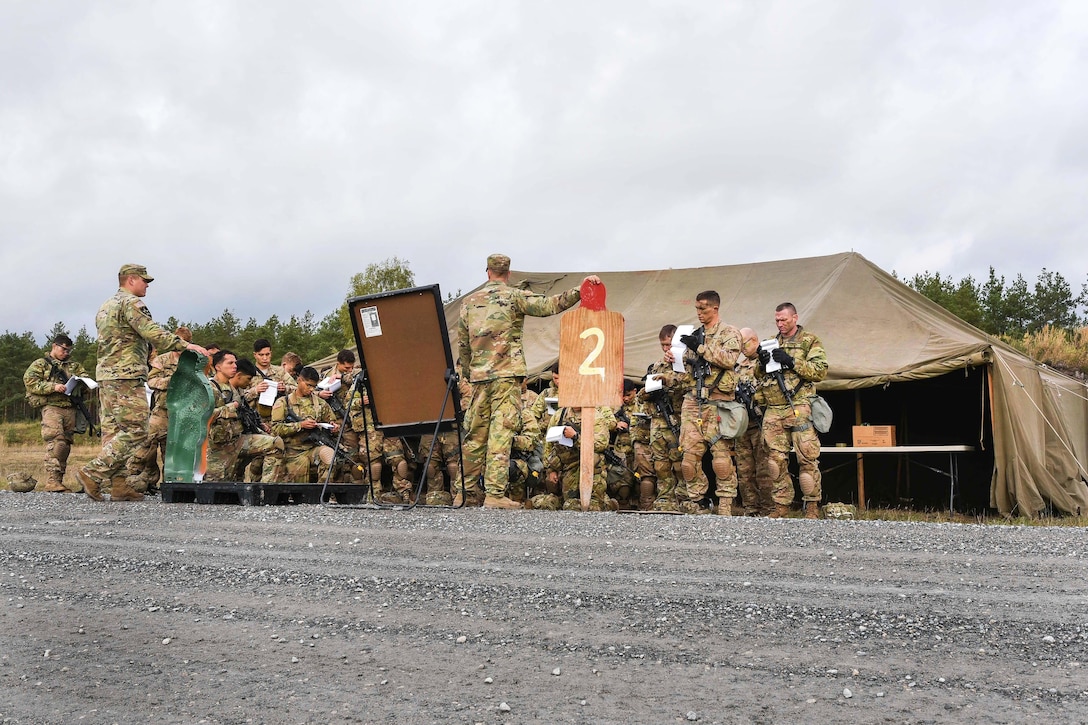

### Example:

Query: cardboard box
xmin=852 ymin=425 xmax=896 ymax=447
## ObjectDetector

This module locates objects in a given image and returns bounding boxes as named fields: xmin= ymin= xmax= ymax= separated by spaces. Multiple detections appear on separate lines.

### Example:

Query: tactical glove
xmin=771 ymin=347 xmax=795 ymax=369
xmin=679 ymin=333 xmax=701 ymax=352
xmin=756 ymin=346 xmax=772 ymax=366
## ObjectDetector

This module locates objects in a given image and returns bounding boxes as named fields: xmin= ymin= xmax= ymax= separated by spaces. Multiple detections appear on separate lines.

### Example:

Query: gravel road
xmin=2 ymin=493 xmax=1087 ymax=724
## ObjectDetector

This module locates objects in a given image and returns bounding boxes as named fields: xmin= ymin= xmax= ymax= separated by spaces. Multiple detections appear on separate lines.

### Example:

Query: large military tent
xmin=438 ymin=252 xmax=1088 ymax=516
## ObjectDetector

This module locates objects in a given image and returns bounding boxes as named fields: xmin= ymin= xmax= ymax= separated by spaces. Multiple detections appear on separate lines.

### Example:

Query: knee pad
xmin=712 ymin=455 xmax=734 ymax=481
xmin=680 ymin=453 xmax=701 ymax=482
xmin=766 ymin=449 xmax=787 ymax=481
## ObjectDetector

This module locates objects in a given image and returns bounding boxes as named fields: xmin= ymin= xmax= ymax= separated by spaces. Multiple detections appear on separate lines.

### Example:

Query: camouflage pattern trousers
xmin=207 ymin=433 xmax=285 ymax=482
xmin=84 ymin=379 xmax=154 ymax=486
xmin=40 ymin=406 xmax=76 ymax=485
xmin=736 ymin=422 xmax=775 ymax=512
xmin=547 ymin=448 xmax=608 ymax=511
xmin=461 ymin=377 xmax=521 ymax=497
xmin=678 ymin=397 xmax=737 ymax=502
xmin=282 ymin=444 xmax=336 ymax=483
xmin=648 ymin=418 xmax=682 ymax=504
xmin=762 ymin=403 xmax=821 ymax=503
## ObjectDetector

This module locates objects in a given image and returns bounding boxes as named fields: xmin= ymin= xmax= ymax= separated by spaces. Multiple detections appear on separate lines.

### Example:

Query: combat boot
xmin=768 ymin=503 xmax=791 ymax=519
xmin=75 ymin=469 xmax=103 ymax=501
xmin=44 ymin=480 xmax=69 ymax=493
xmin=804 ymin=501 xmax=820 ymax=519
xmin=715 ymin=502 xmax=732 ymax=516
xmin=483 ymin=494 xmax=523 ymax=510
xmin=111 ymin=480 xmax=145 ymax=502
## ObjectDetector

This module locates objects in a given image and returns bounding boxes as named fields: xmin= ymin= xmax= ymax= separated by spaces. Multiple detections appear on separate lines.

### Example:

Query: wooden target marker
xmin=558 ymin=280 xmax=624 ymax=510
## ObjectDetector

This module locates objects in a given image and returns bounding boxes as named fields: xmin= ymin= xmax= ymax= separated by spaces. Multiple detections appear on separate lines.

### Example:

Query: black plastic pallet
xmin=161 ymin=481 xmax=372 ymax=506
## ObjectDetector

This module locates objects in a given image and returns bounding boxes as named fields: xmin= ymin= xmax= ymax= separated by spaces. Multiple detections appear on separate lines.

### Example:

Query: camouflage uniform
xmin=380 ymin=436 xmax=415 ymax=503
xmin=640 ymin=359 xmax=689 ymax=511
xmin=206 ymin=379 xmax=285 ymax=482
xmin=457 ymin=279 xmax=581 ymax=499
xmin=245 ymin=363 xmax=297 ymax=480
xmin=507 ymin=403 xmax=544 ymax=502
xmin=679 ymin=320 xmax=743 ymax=512
xmin=630 ymin=404 xmax=655 ymax=510
xmin=247 ymin=363 xmax=297 ymax=419
xmin=418 ymin=430 xmax=461 ymax=505
xmin=24 ymin=354 xmax=91 ymax=490
xmin=348 ymin=392 xmax=387 ymax=492
xmin=606 ymin=400 xmax=638 ymax=508
xmin=82 ymin=287 xmax=189 ymax=494
xmin=734 ymin=354 xmax=773 ymax=514
xmin=319 ymin=366 xmax=364 ymax=483
xmin=271 ymin=389 xmax=340 ymax=482
xmin=756 ymin=326 xmax=828 ymax=506
xmin=542 ymin=405 xmax=616 ymax=511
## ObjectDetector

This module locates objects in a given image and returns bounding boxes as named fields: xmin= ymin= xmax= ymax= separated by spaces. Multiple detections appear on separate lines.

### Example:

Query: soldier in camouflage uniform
xmin=630 ymin=391 xmax=655 ymax=510
xmin=417 ymin=430 xmax=460 ymax=505
xmin=672 ymin=291 xmax=743 ymax=515
xmin=640 ymin=325 xmax=689 ymax=512
xmin=606 ymin=379 xmax=640 ymax=509
xmin=346 ymin=386 xmax=387 ymax=497
xmin=755 ymin=303 xmax=829 ymax=519
xmin=507 ymin=391 xmax=544 ymax=503
xmin=456 ymin=253 xmax=600 ymax=510
xmin=206 ymin=350 xmax=285 ymax=482
xmin=23 ymin=334 xmax=91 ymax=492
xmin=542 ymin=368 xmax=617 ymax=511
xmin=319 ymin=350 xmax=363 ymax=481
xmin=271 ymin=366 xmax=341 ymax=482
xmin=245 ymin=338 xmax=297 ymax=481
xmin=734 ymin=328 xmax=774 ymax=515
xmin=76 ymin=264 xmax=208 ymax=502
xmin=139 ymin=325 xmax=193 ymax=491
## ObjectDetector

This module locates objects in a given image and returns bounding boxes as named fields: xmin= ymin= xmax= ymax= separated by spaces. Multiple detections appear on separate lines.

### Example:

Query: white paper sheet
xmin=546 ymin=425 xmax=574 ymax=447
xmin=672 ymin=324 xmax=695 ymax=372
xmin=258 ymin=380 xmax=279 ymax=407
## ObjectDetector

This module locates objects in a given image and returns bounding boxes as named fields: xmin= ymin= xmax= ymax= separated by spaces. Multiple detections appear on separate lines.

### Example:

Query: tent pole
xmin=854 ymin=390 xmax=865 ymax=511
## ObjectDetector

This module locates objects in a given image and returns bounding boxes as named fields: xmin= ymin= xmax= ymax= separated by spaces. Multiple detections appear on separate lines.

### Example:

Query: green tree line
xmin=904 ymin=266 xmax=1088 ymax=375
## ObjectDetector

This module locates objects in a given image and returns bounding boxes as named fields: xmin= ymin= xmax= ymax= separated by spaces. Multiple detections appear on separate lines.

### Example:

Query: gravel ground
xmin=2 ymin=492 xmax=1087 ymax=725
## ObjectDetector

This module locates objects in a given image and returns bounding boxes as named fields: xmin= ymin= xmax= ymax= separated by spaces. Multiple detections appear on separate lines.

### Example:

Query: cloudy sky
xmin=3 ymin=1 xmax=1086 ymax=340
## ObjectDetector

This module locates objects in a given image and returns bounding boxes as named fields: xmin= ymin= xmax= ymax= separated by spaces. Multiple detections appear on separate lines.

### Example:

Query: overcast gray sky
xmin=3 ymin=1 xmax=1086 ymax=340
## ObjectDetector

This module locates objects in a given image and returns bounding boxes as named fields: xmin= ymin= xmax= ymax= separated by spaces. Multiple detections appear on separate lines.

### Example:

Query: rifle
xmin=603 ymin=448 xmax=641 ymax=480
xmin=682 ymin=327 xmax=713 ymax=402
xmin=238 ymin=397 xmax=267 ymax=435
xmin=769 ymin=369 xmax=796 ymax=416
xmin=647 ymin=388 xmax=680 ymax=440
xmin=283 ymin=408 xmax=358 ymax=467
xmin=735 ymin=380 xmax=763 ymax=426
xmin=45 ymin=359 xmax=98 ymax=437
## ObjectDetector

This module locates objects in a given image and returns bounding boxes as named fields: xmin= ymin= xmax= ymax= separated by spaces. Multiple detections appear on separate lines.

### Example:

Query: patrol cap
xmin=486 ymin=254 xmax=511 ymax=275
xmin=119 ymin=263 xmax=154 ymax=282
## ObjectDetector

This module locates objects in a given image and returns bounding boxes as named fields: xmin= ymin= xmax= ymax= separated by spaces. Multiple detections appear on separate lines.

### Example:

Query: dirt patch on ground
xmin=2 ymin=494 xmax=1086 ymax=724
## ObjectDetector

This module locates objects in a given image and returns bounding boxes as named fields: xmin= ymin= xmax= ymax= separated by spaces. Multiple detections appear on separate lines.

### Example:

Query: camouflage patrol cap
xmin=118 ymin=263 xmax=154 ymax=282
xmin=486 ymin=254 xmax=511 ymax=275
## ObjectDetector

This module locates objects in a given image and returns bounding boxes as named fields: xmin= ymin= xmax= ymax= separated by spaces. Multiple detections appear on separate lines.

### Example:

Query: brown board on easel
xmin=347 ymin=285 xmax=462 ymax=437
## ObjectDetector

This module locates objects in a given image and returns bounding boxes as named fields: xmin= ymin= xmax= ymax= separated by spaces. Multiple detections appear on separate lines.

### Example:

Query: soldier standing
xmin=455 ymin=253 xmax=600 ymax=509
xmin=755 ymin=302 xmax=829 ymax=519
xmin=641 ymin=324 xmax=690 ymax=512
xmin=23 ymin=334 xmax=92 ymax=492
xmin=669 ymin=291 xmax=743 ymax=515
xmin=734 ymin=327 xmax=774 ymax=515
xmin=76 ymin=264 xmax=207 ymax=501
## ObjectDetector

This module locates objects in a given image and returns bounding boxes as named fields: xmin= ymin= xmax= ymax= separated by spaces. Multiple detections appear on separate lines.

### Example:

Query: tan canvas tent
xmin=436 ymin=252 xmax=1088 ymax=516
